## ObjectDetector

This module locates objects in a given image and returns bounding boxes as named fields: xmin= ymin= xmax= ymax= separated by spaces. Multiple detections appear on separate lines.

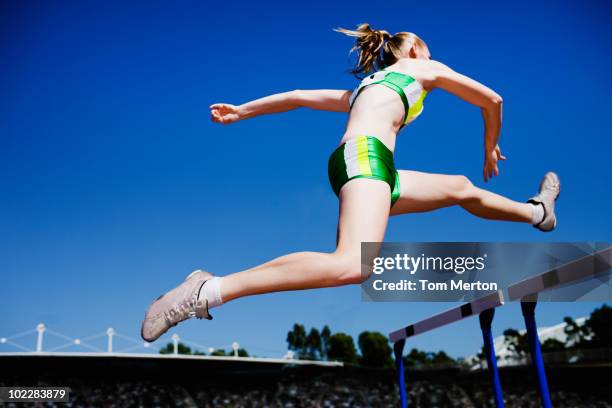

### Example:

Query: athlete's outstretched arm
xmin=431 ymin=62 xmax=505 ymax=182
xmin=210 ymin=89 xmax=351 ymax=124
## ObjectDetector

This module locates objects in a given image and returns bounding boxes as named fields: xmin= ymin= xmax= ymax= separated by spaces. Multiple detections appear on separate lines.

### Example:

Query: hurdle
xmin=389 ymin=246 xmax=611 ymax=408
xmin=390 ymin=291 xmax=505 ymax=408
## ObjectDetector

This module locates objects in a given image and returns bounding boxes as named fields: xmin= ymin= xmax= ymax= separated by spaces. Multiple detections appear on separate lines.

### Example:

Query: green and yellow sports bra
xmin=349 ymin=69 xmax=428 ymax=127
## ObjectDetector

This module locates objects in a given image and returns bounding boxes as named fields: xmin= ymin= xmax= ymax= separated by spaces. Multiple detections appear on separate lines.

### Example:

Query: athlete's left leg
xmin=220 ymin=178 xmax=391 ymax=302
xmin=390 ymin=169 xmax=534 ymax=223
xmin=141 ymin=178 xmax=392 ymax=342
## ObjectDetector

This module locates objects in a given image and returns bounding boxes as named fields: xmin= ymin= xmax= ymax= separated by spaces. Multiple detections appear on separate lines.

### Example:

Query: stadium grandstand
xmin=1 ymin=323 xmax=611 ymax=407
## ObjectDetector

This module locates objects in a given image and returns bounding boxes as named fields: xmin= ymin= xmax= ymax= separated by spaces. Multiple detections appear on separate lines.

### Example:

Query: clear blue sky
xmin=1 ymin=1 xmax=610 ymax=358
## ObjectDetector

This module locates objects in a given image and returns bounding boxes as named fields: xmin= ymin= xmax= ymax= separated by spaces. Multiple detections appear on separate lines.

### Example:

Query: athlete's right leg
xmin=220 ymin=178 xmax=391 ymax=302
xmin=390 ymin=170 xmax=534 ymax=222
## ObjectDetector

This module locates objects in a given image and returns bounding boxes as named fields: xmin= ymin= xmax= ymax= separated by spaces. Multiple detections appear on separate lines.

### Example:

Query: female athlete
xmin=141 ymin=24 xmax=560 ymax=342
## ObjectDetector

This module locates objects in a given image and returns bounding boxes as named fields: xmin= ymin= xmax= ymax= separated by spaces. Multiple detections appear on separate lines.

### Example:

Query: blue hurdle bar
xmin=479 ymin=308 xmax=505 ymax=408
xmin=521 ymin=299 xmax=553 ymax=408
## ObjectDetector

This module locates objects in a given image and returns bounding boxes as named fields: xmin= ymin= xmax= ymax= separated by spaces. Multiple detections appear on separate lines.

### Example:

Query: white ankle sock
xmin=530 ymin=203 xmax=545 ymax=225
xmin=198 ymin=277 xmax=224 ymax=309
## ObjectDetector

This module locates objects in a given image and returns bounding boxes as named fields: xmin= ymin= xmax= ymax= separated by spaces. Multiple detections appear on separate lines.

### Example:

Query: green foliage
xmin=358 ymin=331 xmax=392 ymax=368
xmin=404 ymin=348 xmax=429 ymax=367
xmin=584 ymin=304 xmax=612 ymax=348
xmin=157 ymin=342 xmax=213 ymax=355
xmin=286 ymin=324 xmax=308 ymax=358
xmin=500 ymin=304 xmax=611 ymax=361
xmin=476 ymin=346 xmax=486 ymax=365
xmin=286 ymin=324 xmax=329 ymax=360
xmin=285 ymin=304 xmax=611 ymax=369
xmin=159 ymin=342 xmax=195 ymax=355
xmin=287 ymin=323 xmax=459 ymax=368
xmin=563 ymin=316 xmax=590 ymax=348
xmin=430 ymin=350 xmax=455 ymax=365
xmin=403 ymin=347 xmax=457 ymax=368
xmin=560 ymin=304 xmax=612 ymax=349
xmin=321 ymin=325 xmax=331 ymax=359
xmin=541 ymin=338 xmax=565 ymax=352
xmin=208 ymin=347 xmax=249 ymax=357
xmin=327 ymin=332 xmax=358 ymax=364
xmin=503 ymin=328 xmax=529 ymax=359
xmin=305 ymin=328 xmax=322 ymax=360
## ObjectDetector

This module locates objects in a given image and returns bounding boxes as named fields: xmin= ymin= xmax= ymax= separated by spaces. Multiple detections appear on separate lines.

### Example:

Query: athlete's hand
xmin=483 ymin=144 xmax=507 ymax=182
xmin=210 ymin=103 xmax=241 ymax=124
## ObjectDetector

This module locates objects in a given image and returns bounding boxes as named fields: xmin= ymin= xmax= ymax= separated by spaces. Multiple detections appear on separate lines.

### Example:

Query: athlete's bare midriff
xmin=341 ymin=59 xmax=436 ymax=152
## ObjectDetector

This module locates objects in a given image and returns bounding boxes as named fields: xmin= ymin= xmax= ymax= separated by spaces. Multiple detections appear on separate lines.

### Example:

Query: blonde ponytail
xmin=334 ymin=23 xmax=390 ymax=76
xmin=335 ymin=23 xmax=427 ymax=77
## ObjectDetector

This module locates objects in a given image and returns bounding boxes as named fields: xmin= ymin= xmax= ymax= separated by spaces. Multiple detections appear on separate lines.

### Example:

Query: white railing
xmin=0 ymin=323 xmax=290 ymax=360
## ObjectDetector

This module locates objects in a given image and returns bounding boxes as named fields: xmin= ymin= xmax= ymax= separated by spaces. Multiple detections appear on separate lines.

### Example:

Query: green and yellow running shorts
xmin=327 ymin=135 xmax=401 ymax=206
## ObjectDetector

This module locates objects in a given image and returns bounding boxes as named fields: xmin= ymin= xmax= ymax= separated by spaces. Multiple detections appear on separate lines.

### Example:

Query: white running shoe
xmin=528 ymin=172 xmax=561 ymax=232
xmin=141 ymin=270 xmax=213 ymax=342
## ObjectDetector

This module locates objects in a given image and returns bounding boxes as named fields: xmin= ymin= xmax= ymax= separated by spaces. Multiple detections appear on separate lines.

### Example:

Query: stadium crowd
xmin=1 ymin=371 xmax=609 ymax=408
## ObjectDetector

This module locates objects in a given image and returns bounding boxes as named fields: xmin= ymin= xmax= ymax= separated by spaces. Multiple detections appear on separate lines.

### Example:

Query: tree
xmin=475 ymin=346 xmax=487 ymax=369
xmin=541 ymin=338 xmax=565 ymax=352
xmin=327 ymin=333 xmax=358 ymax=364
xmin=585 ymin=304 xmax=612 ymax=348
xmin=564 ymin=317 xmax=590 ymax=348
xmin=208 ymin=347 xmax=249 ymax=357
xmin=286 ymin=324 xmax=307 ymax=358
xmin=305 ymin=328 xmax=322 ymax=360
xmin=358 ymin=331 xmax=392 ymax=368
xmin=403 ymin=348 xmax=457 ymax=368
xmin=431 ymin=350 xmax=456 ymax=366
xmin=403 ymin=348 xmax=430 ymax=368
xmin=503 ymin=329 xmax=529 ymax=360
xmin=321 ymin=325 xmax=331 ymax=359
xmin=159 ymin=342 xmax=192 ymax=355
